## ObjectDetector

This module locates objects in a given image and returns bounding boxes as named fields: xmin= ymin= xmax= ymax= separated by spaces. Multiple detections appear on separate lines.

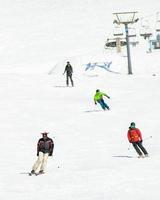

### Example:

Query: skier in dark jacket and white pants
xmin=31 ymin=132 xmax=54 ymax=175
xmin=63 ymin=61 xmax=74 ymax=87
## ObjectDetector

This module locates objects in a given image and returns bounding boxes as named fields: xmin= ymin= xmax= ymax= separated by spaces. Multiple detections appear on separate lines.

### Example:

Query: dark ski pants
xmin=132 ymin=141 xmax=148 ymax=156
xmin=66 ymin=74 xmax=74 ymax=87
xmin=97 ymin=99 xmax=109 ymax=110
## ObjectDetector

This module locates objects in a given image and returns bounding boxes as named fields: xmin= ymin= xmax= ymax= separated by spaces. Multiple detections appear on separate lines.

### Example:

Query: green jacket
xmin=94 ymin=91 xmax=109 ymax=101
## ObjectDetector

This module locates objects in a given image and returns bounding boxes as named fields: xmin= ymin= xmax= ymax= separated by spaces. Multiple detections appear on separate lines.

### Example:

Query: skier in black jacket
xmin=30 ymin=132 xmax=54 ymax=175
xmin=63 ymin=61 xmax=74 ymax=87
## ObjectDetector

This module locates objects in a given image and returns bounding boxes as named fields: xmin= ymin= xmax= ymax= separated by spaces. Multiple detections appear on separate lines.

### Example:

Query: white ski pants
xmin=32 ymin=152 xmax=49 ymax=173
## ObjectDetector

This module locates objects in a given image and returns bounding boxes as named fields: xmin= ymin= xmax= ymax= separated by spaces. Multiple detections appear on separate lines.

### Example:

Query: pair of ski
xmin=29 ymin=172 xmax=44 ymax=176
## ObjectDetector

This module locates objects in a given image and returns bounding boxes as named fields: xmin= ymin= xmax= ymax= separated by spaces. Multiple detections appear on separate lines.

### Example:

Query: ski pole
xmin=143 ymin=135 xmax=152 ymax=141
xmin=127 ymin=144 xmax=132 ymax=150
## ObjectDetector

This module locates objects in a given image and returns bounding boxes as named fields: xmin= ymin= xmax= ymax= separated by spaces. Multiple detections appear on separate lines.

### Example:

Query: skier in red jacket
xmin=127 ymin=122 xmax=148 ymax=158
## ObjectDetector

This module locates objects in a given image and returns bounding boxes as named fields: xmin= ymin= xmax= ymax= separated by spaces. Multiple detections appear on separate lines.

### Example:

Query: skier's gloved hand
xmin=95 ymin=102 xmax=97 ymax=105
xmin=108 ymin=96 xmax=110 ymax=99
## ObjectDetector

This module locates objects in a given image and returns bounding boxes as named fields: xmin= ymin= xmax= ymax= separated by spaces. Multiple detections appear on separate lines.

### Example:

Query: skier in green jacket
xmin=94 ymin=89 xmax=110 ymax=110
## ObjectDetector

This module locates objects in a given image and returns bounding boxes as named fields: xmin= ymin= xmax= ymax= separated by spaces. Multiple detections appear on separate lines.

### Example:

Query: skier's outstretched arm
xmin=103 ymin=93 xmax=110 ymax=99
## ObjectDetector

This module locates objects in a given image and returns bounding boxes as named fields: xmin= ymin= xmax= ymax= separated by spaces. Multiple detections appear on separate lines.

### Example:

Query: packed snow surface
xmin=0 ymin=0 xmax=160 ymax=200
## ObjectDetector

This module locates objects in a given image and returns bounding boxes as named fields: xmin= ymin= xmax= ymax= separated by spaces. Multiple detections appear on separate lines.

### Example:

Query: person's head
xmin=96 ymin=89 xmax=100 ymax=93
xmin=130 ymin=122 xmax=136 ymax=129
xmin=41 ymin=132 xmax=49 ymax=138
xmin=67 ymin=61 xmax=70 ymax=64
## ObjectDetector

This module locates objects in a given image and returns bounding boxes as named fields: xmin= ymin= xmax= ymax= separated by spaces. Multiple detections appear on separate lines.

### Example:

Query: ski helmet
xmin=130 ymin=122 xmax=136 ymax=128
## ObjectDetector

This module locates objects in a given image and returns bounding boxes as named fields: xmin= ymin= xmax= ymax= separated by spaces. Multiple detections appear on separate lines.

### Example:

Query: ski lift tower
xmin=113 ymin=11 xmax=139 ymax=74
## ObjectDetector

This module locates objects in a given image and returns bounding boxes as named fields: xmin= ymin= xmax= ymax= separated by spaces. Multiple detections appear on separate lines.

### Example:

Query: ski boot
xmin=138 ymin=155 xmax=145 ymax=158
xmin=29 ymin=170 xmax=35 ymax=176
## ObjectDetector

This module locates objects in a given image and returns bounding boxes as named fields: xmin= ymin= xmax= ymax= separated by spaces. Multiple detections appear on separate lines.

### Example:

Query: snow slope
xmin=0 ymin=0 xmax=160 ymax=200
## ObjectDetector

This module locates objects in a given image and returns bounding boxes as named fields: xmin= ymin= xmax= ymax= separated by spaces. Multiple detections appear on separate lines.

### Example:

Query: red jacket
xmin=127 ymin=128 xmax=142 ymax=143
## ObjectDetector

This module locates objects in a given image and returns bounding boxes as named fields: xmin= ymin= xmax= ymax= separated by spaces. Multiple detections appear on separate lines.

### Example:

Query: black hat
xmin=96 ymin=89 xmax=100 ymax=92
xmin=41 ymin=132 xmax=49 ymax=136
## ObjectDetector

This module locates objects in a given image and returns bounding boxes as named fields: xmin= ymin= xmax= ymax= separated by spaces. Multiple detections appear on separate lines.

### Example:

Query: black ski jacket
xmin=37 ymin=137 xmax=54 ymax=156
xmin=64 ymin=64 xmax=73 ymax=76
